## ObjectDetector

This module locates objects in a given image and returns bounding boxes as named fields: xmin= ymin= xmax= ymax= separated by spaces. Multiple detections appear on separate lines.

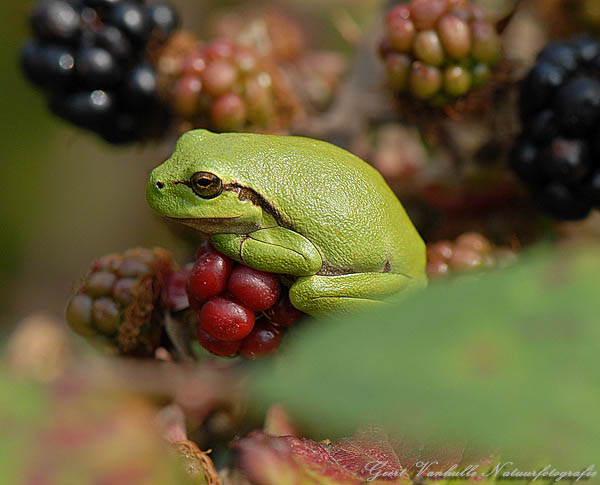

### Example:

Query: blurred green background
xmin=0 ymin=1 xmax=196 ymax=333
xmin=0 ymin=0 xmax=380 ymax=334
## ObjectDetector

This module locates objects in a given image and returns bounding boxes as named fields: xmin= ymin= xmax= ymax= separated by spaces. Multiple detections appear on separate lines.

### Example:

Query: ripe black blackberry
xmin=20 ymin=0 xmax=179 ymax=144
xmin=512 ymin=36 xmax=600 ymax=220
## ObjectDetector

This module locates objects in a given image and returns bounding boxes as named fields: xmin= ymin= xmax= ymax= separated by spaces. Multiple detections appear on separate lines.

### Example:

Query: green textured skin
xmin=147 ymin=130 xmax=427 ymax=315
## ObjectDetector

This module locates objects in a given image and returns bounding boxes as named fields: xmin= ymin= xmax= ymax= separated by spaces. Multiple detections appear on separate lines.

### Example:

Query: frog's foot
xmin=289 ymin=272 xmax=425 ymax=317
xmin=211 ymin=228 xmax=322 ymax=276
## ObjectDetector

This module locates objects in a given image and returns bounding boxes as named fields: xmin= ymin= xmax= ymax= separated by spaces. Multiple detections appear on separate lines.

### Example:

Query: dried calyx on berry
xmin=379 ymin=0 xmax=501 ymax=105
xmin=66 ymin=247 xmax=176 ymax=355
xmin=511 ymin=36 xmax=600 ymax=220
xmin=20 ymin=0 xmax=180 ymax=144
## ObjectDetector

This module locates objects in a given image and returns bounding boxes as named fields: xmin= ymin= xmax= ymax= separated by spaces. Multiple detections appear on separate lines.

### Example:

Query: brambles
xmin=426 ymin=232 xmax=517 ymax=280
xmin=185 ymin=243 xmax=304 ymax=359
xmin=66 ymin=247 xmax=176 ymax=355
xmin=379 ymin=0 xmax=501 ymax=105
xmin=512 ymin=36 xmax=600 ymax=220
xmin=21 ymin=0 xmax=179 ymax=143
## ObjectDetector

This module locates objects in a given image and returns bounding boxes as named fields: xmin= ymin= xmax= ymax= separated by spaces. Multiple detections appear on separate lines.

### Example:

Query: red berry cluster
xmin=158 ymin=38 xmax=297 ymax=133
xmin=426 ymin=232 xmax=517 ymax=280
xmin=184 ymin=243 xmax=303 ymax=359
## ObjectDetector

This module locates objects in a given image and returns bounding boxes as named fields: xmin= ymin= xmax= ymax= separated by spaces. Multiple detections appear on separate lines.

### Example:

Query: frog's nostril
xmin=156 ymin=181 xmax=165 ymax=190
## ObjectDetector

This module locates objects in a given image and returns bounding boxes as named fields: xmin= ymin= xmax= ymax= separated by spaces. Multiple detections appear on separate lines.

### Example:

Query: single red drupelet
xmin=199 ymin=296 xmax=255 ymax=342
xmin=228 ymin=265 xmax=281 ymax=311
xmin=268 ymin=295 xmax=302 ymax=327
xmin=187 ymin=250 xmax=234 ymax=303
xmin=197 ymin=327 xmax=242 ymax=357
xmin=240 ymin=322 xmax=283 ymax=359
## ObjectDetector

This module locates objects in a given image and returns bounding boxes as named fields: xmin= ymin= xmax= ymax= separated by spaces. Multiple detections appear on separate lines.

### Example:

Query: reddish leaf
xmin=237 ymin=428 xmax=496 ymax=484
xmin=263 ymin=404 xmax=299 ymax=438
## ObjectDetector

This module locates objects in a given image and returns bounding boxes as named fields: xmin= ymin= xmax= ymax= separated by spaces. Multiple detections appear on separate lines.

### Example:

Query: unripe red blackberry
xmin=512 ymin=36 xmax=600 ymax=220
xmin=21 ymin=0 xmax=180 ymax=144
xmin=158 ymin=39 xmax=298 ymax=133
xmin=379 ymin=0 xmax=501 ymax=104
xmin=240 ymin=322 xmax=283 ymax=360
xmin=66 ymin=247 xmax=176 ymax=355
xmin=182 ymin=243 xmax=305 ymax=359
xmin=426 ymin=232 xmax=517 ymax=280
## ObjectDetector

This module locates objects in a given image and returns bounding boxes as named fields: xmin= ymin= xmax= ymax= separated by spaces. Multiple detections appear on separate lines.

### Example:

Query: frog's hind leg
xmin=288 ymin=272 xmax=425 ymax=317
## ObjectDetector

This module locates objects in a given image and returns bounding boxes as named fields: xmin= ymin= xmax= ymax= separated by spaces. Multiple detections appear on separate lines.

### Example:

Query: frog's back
xmin=192 ymin=131 xmax=426 ymax=279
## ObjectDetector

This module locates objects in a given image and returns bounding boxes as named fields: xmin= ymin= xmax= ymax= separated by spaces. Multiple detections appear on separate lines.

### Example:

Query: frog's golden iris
xmin=191 ymin=172 xmax=223 ymax=199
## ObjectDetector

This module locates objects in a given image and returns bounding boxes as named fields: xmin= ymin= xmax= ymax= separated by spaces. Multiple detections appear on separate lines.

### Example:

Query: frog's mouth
xmin=164 ymin=215 xmax=257 ymax=234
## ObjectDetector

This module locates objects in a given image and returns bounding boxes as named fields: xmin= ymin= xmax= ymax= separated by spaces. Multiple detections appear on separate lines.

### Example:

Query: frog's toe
xmin=289 ymin=272 xmax=423 ymax=317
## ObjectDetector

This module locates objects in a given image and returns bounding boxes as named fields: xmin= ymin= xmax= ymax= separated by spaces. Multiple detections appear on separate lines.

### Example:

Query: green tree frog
xmin=147 ymin=130 xmax=427 ymax=316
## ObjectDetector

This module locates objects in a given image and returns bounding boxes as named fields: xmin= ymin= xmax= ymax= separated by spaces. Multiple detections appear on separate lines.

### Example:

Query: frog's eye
xmin=190 ymin=172 xmax=223 ymax=199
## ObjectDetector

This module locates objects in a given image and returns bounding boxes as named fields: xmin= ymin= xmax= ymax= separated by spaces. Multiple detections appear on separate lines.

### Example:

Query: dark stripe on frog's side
xmin=317 ymin=258 xmax=393 ymax=276
xmin=175 ymin=180 xmax=287 ymax=228
xmin=225 ymin=182 xmax=288 ymax=228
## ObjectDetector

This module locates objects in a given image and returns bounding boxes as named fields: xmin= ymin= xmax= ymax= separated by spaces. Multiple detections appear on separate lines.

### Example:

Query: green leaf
xmin=0 ymin=367 xmax=208 ymax=484
xmin=250 ymin=247 xmax=600 ymax=469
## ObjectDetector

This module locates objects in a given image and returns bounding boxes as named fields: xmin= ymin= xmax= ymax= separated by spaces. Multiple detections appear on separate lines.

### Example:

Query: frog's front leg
xmin=289 ymin=272 xmax=426 ymax=316
xmin=211 ymin=227 xmax=322 ymax=276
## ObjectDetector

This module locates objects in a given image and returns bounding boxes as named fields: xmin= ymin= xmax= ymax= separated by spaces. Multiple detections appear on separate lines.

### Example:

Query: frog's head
xmin=146 ymin=130 xmax=268 ymax=234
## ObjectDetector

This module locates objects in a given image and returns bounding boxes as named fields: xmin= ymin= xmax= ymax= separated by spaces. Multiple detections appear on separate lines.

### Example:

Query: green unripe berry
xmin=86 ymin=271 xmax=116 ymax=298
xmin=386 ymin=53 xmax=411 ymax=91
xmin=444 ymin=65 xmax=472 ymax=96
xmin=66 ymin=294 xmax=95 ymax=337
xmin=112 ymin=278 xmax=137 ymax=306
xmin=438 ymin=14 xmax=471 ymax=59
xmin=245 ymin=74 xmax=275 ymax=126
xmin=117 ymin=259 xmax=150 ymax=278
xmin=410 ymin=61 xmax=442 ymax=99
xmin=471 ymin=20 xmax=501 ymax=65
xmin=92 ymin=297 xmax=121 ymax=335
xmin=413 ymin=30 xmax=445 ymax=67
